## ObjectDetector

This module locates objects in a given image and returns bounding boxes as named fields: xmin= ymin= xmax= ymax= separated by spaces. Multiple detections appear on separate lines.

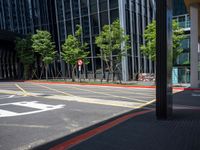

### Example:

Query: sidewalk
xmin=34 ymin=89 xmax=200 ymax=150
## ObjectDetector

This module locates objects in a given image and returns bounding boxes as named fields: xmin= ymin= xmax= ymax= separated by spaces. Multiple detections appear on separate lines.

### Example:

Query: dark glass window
xmin=100 ymin=11 xmax=108 ymax=28
xmin=64 ymin=0 xmax=71 ymax=20
xmin=90 ymin=14 xmax=99 ymax=35
xmin=81 ymin=0 xmax=88 ymax=16
xmin=110 ymin=9 xmax=119 ymax=23
xmin=66 ymin=21 xmax=72 ymax=35
xmin=90 ymin=0 xmax=97 ymax=14
xmin=109 ymin=0 xmax=118 ymax=9
xmin=57 ymin=1 xmax=64 ymax=21
xmin=82 ymin=16 xmax=90 ymax=37
xmin=173 ymin=0 xmax=187 ymax=16
xmin=59 ymin=22 xmax=65 ymax=41
xmin=99 ymin=0 xmax=108 ymax=11
xmin=126 ymin=10 xmax=130 ymax=34
xmin=72 ymin=0 xmax=79 ymax=18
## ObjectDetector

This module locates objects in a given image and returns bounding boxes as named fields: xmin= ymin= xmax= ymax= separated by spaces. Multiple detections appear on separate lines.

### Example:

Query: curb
xmin=25 ymin=80 xmax=156 ymax=89
xmin=24 ymin=80 xmax=200 ymax=91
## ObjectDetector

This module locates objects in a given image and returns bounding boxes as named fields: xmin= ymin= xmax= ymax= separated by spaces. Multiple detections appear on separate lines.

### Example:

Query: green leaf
xmin=140 ymin=20 xmax=184 ymax=63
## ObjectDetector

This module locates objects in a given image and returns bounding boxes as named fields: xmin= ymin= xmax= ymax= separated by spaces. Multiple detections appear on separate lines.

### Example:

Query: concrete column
xmin=119 ymin=0 xmax=129 ymax=81
xmin=190 ymin=5 xmax=199 ymax=88
xmin=156 ymin=0 xmax=173 ymax=119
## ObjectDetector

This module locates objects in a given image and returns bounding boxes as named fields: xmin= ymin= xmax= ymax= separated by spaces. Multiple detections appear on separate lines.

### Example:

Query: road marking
xmin=65 ymin=85 xmax=148 ymax=103
xmin=0 ymin=89 xmax=23 ymax=95
xmin=0 ymin=101 xmax=65 ymax=118
xmin=0 ymin=123 xmax=49 ymax=128
xmin=32 ymin=83 xmax=74 ymax=96
xmin=0 ymin=95 xmax=15 ymax=99
xmin=15 ymin=84 xmax=29 ymax=96
xmin=44 ymin=95 xmax=142 ymax=108
xmin=134 ymin=99 xmax=155 ymax=109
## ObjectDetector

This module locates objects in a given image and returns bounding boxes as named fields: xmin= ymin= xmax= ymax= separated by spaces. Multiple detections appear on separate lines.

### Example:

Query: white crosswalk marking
xmin=0 ymin=101 xmax=65 ymax=118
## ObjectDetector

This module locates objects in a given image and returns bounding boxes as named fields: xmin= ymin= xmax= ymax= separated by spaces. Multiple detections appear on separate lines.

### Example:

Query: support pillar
xmin=156 ymin=0 xmax=173 ymax=119
xmin=119 ymin=0 xmax=129 ymax=81
xmin=190 ymin=5 xmax=199 ymax=88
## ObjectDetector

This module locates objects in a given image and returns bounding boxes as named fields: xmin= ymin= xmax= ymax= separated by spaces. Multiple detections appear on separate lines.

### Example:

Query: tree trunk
xmin=40 ymin=65 xmax=44 ymax=79
xmin=106 ymin=71 xmax=110 ymax=83
xmin=24 ymin=65 xmax=29 ymax=80
xmin=45 ymin=65 xmax=48 ymax=80
xmin=72 ymin=65 xmax=76 ymax=82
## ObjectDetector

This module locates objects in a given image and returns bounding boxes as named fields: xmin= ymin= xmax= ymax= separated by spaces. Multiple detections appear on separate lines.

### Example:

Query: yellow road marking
xmin=68 ymin=85 xmax=148 ymax=103
xmin=135 ymin=99 xmax=155 ymax=109
xmin=32 ymin=83 xmax=74 ymax=96
xmin=0 ymin=90 xmax=19 ymax=95
xmin=15 ymin=84 xmax=29 ymax=96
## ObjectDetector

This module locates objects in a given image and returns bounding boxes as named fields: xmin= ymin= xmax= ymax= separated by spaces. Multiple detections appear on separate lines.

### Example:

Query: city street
xmin=0 ymin=82 xmax=155 ymax=150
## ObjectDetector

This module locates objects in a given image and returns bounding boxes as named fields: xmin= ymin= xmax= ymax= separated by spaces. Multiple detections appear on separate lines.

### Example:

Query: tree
xmin=140 ymin=20 xmax=184 ymax=64
xmin=15 ymin=35 xmax=35 ymax=80
xmin=61 ymin=25 xmax=89 ymax=82
xmin=32 ymin=30 xmax=56 ymax=80
xmin=95 ymin=19 xmax=130 ymax=82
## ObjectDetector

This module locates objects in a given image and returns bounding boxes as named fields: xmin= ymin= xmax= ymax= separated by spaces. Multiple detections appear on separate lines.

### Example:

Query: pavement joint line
xmin=15 ymin=84 xmax=29 ymax=96
xmin=66 ymin=85 xmax=148 ymax=103
xmin=31 ymin=83 xmax=75 ymax=96
xmin=49 ymin=109 xmax=154 ymax=150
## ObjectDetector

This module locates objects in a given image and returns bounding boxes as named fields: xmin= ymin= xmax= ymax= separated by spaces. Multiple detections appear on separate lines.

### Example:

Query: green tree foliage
xmin=31 ymin=30 xmax=56 ymax=80
xmin=95 ymin=19 xmax=130 ymax=81
xmin=140 ymin=20 xmax=184 ymax=64
xmin=61 ymin=25 xmax=89 ymax=81
xmin=15 ymin=35 xmax=35 ymax=79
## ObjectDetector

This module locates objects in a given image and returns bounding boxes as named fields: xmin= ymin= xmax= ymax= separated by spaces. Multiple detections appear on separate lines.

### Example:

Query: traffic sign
xmin=78 ymin=59 xmax=83 ymax=66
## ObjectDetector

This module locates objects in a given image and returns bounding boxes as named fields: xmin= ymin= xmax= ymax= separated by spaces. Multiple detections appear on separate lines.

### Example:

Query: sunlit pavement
xmin=0 ymin=81 xmax=156 ymax=150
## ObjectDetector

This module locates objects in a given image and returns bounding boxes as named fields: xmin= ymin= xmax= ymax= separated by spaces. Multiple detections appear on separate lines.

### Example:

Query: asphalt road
xmin=0 ymin=82 xmax=155 ymax=150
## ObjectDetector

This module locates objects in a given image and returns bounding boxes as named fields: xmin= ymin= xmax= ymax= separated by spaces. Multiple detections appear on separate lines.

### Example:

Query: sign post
xmin=77 ymin=59 xmax=83 ymax=82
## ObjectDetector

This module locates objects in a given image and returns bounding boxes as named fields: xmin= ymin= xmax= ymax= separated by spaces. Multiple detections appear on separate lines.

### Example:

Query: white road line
xmin=0 ymin=123 xmax=49 ymax=128
xmin=0 ymin=95 xmax=15 ymax=99
xmin=9 ymin=95 xmax=15 ymax=98
xmin=0 ymin=101 xmax=65 ymax=118
xmin=64 ymin=85 xmax=148 ymax=103
xmin=0 ymin=109 xmax=18 ymax=116
xmin=43 ymin=95 xmax=145 ymax=108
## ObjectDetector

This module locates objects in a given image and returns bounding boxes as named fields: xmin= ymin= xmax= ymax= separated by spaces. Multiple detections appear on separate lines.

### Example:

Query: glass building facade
xmin=0 ymin=0 xmax=156 ymax=80
xmin=0 ymin=0 xmax=57 ymax=79
xmin=55 ymin=0 xmax=156 ymax=80
xmin=173 ymin=0 xmax=191 ymax=83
